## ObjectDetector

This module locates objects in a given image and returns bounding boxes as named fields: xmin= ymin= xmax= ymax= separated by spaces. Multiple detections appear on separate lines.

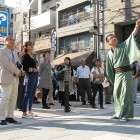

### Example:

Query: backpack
xmin=56 ymin=72 xmax=64 ymax=81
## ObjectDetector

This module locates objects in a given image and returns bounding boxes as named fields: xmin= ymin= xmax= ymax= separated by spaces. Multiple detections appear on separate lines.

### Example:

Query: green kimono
xmin=105 ymin=34 xmax=140 ymax=118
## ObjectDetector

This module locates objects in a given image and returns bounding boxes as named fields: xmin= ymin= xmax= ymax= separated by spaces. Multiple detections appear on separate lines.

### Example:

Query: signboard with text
xmin=0 ymin=10 xmax=8 ymax=44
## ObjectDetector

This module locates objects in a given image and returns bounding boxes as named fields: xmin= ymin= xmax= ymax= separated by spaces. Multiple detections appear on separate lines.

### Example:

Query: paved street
xmin=0 ymin=94 xmax=140 ymax=140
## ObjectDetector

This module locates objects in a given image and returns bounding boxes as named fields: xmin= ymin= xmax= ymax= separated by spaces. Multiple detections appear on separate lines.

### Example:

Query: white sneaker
xmin=28 ymin=113 xmax=38 ymax=117
xmin=119 ymin=117 xmax=128 ymax=122
xmin=22 ymin=114 xmax=33 ymax=119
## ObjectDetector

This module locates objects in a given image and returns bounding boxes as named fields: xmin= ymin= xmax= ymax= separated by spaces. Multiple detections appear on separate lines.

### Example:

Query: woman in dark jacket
xmin=22 ymin=41 xmax=39 ymax=118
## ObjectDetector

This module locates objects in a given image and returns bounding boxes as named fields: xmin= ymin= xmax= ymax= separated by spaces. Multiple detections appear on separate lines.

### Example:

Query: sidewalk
xmin=0 ymin=94 xmax=140 ymax=140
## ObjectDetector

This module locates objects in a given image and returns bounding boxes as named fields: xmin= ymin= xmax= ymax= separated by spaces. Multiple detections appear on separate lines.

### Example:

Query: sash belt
xmin=115 ymin=65 xmax=132 ymax=74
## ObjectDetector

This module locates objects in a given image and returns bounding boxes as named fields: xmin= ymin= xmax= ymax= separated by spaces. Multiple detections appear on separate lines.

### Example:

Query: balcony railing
xmin=60 ymin=42 xmax=93 ymax=54
xmin=34 ymin=36 xmax=51 ymax=52
xmin=30 ymin=10 xmax=55 ymax=30
xmin=59 ymin=12 xmax=92 ymax=28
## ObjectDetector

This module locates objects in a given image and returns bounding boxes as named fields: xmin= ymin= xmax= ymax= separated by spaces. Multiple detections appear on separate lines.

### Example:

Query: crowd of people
xmin=0 ymin=19 xmax=140 ymax=125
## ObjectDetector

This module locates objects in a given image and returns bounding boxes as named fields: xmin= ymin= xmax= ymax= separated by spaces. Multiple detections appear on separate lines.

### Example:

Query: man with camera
xmin=0 ymin=36 xmax=22 ymax=125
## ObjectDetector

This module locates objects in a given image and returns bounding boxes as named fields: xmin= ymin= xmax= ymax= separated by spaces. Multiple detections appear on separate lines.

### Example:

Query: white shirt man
xmin=77 ymin=65 xmax=90 ymax=79
xmin=77 ymin=58 xmax=92 ymax=105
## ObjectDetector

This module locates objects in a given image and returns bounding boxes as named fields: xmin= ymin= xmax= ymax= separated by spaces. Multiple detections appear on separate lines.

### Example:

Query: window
xmin=15 ymin=13 xmax=20 ymax=21
xmin=64 ymin=38 xmax=71 ymax=53
xmin=43 ymin=0 xmax=51 ymax=4
xmin=84 ymin=5 xmax=91 ymax=14
xmin=62 ymin=34 xmax=92 ymax=53
xmin=121 ymin=0 xmax=131 ymax=2
xmin=78 ymin=7 xmax=84 ymax=17
xmin=10 ymin=22 xmax=13 ymax=27
xmin=84 ymin=35 xmax=91 ymax=49
xmin=11 ymin=14 xmax=13 ymax=19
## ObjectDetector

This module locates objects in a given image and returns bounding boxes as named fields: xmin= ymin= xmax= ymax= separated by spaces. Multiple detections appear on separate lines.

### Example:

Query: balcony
xmin=30 ymin=10 xmax=56 ymax=31
xmin=34 ymin=36 xmax=51 ymax=52
xmin=59 ymin=12 xmax=92 ymax=28
xmin=59 ymin=42 xmax=93 ymax=55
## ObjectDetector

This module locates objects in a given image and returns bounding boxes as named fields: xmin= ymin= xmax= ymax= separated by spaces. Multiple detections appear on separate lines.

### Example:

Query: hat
xmin=92 ymin=58 xmax=100 ymax=63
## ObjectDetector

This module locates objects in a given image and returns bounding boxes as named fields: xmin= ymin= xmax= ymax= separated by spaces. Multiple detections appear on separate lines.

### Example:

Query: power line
xmin=104 ymin=11 xmax=121 ymax=25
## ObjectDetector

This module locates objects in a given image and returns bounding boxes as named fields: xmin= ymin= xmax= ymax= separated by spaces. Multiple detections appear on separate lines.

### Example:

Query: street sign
xmin=51 ymin=29 xmax=56 ymax=52
xmin=0 ymin=10 xmax=8 ymax=44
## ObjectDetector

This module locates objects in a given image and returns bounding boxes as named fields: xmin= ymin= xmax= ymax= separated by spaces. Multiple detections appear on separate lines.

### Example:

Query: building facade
xmin=29 ymin=0 xmax=56 ymax=62
xmin=55 ymin=0 xmax=96 ymax=67
xmin=104 ymin=0 xmax=140 ymax=55
xmin=13 ymin=0 xmax=30 ymax=51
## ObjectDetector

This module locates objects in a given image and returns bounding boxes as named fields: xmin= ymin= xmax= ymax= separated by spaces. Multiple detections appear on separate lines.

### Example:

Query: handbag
xmin=36 ymin=89 xmax=43 ymax=99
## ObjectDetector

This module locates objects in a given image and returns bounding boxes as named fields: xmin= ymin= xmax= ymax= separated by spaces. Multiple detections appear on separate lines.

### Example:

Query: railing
xmin=59 ymin=12 xmax=92 ymax=28
xmin=59 ymin=42 xmax=93 ymax=54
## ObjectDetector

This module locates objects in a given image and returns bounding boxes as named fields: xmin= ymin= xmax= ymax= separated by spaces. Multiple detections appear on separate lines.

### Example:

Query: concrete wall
xmin=104 ymin=0 xmax=140 ymax=49
xmin=57 ymin=19 xmax=93 ymax=38
xmin=57 ymin=0 xmax=88 ymax=10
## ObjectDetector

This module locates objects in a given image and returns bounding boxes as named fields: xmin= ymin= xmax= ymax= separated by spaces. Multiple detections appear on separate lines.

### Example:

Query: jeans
xmin=22 ymin=73 xmax=38 ymax=112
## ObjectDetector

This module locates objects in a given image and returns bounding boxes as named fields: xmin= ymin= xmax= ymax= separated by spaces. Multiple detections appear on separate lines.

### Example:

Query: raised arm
xmin=133 ymin=19 xmax=140 ymax=37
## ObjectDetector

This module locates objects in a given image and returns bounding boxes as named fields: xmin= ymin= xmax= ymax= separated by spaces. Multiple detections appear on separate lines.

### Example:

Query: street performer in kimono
xmin=105 ymin=19 xmax=140 ymax=122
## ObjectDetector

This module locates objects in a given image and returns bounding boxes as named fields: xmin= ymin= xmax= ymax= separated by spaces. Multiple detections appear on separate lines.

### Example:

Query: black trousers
xmin=42 ymin=88 xmax=49 ymax=107
xmin=92 ymin=84 xmax=103 ymax=106
xmin=17 ymin=76 xmax=25 ymax=109
xmin=59 ymin=91 xmax=65 ymax=106
xmin=78 ymin=79 xmax=92 ymax=104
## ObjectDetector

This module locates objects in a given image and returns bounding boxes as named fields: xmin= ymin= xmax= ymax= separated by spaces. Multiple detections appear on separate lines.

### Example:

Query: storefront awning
xmin=53 ymin=50 xmax=94 ymax=66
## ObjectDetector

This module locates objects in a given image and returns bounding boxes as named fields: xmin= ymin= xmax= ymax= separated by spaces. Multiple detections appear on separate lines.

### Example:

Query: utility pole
xmin=96 ymin=0 xmax=100 ymax=59
xmin=91 ymin=0 xmax=97 ymax=58
xmin=90 ymin=0 xmax=105 ymax=60
xmin=90 ymin=0 xmax=100 ymax=59
xmin=29 ymin=9 xmax=31 ymax=41
xmin=101 ymin=0 xmax=105 ymax=61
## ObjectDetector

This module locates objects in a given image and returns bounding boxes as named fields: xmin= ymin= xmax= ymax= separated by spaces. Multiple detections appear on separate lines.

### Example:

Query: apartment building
xmin=55 ymin=0 xmax=96 ymax=67
xmin=104 ymin=0 xmax=140 ymax=52
xmin=29 ymin=0 xmax=56 ymax=62
xmin=13 ymin=0 xmax=30 ymax=51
